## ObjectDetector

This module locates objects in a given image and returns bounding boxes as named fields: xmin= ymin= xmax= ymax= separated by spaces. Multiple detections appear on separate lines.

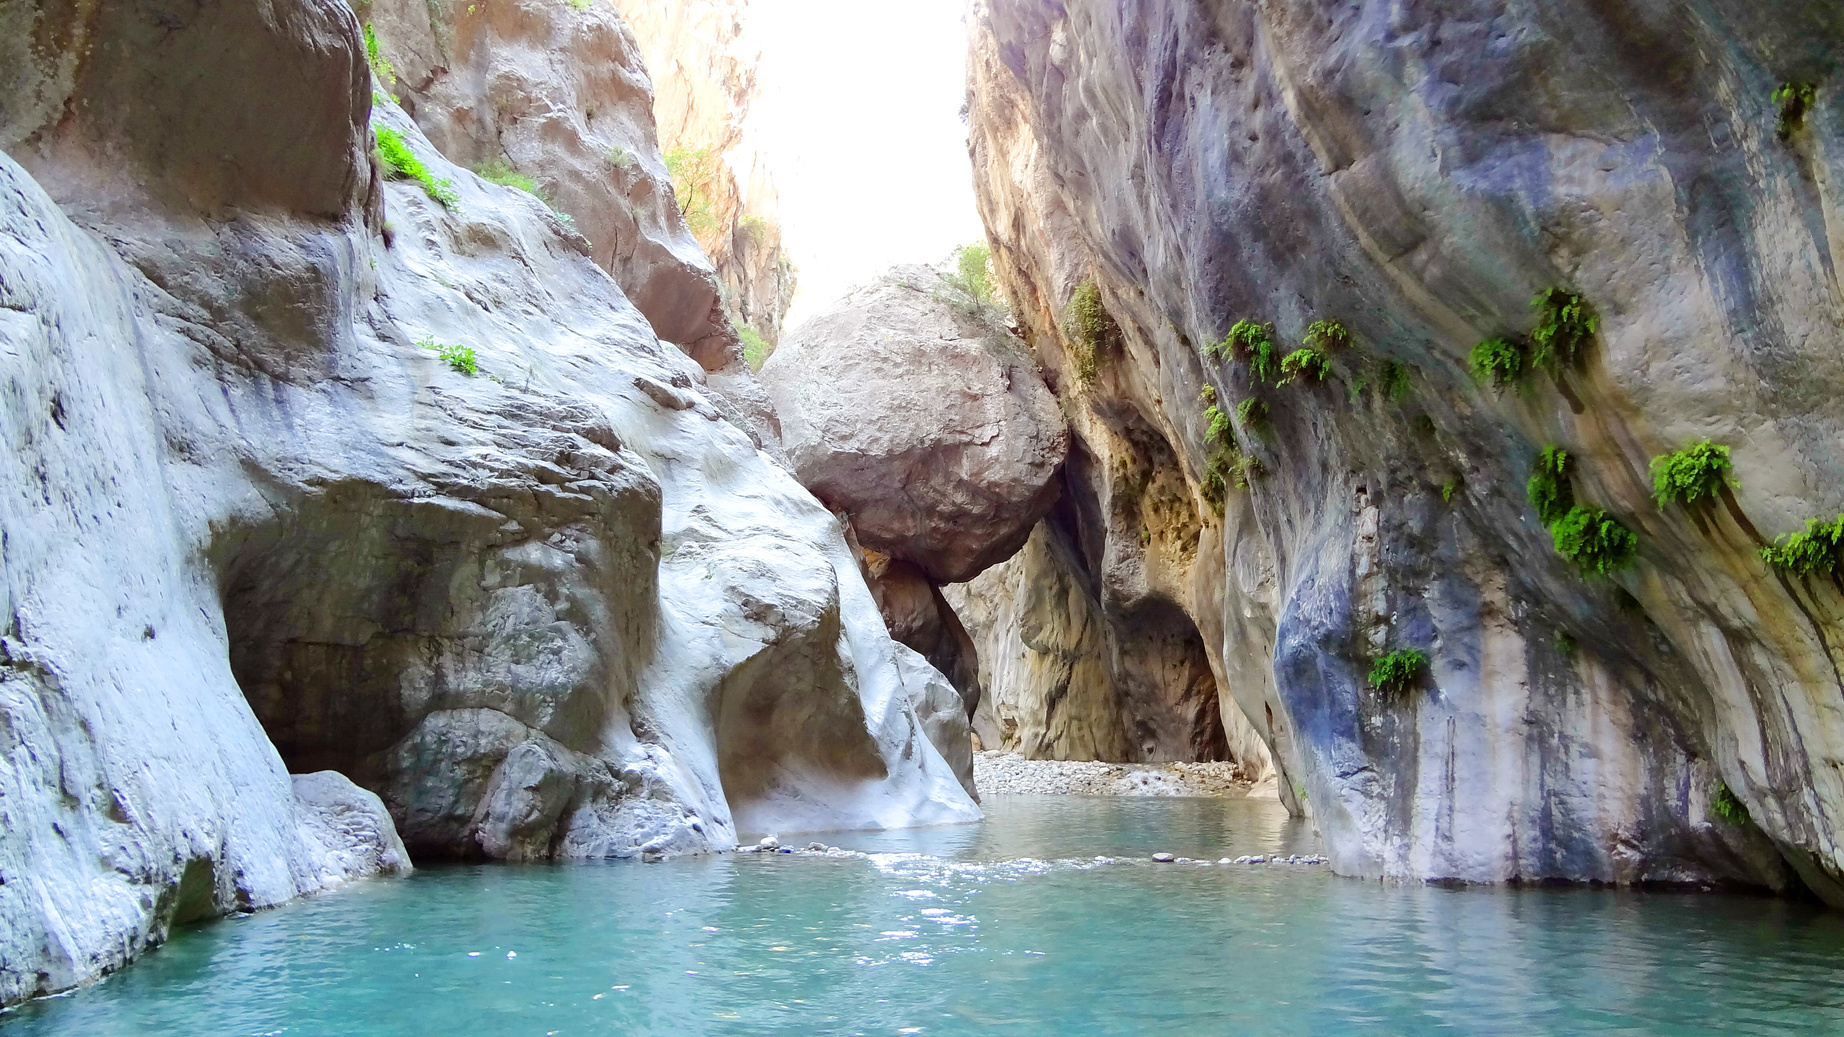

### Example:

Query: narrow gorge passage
xmin=5 ymin=0 xmax=1844 ymax=1032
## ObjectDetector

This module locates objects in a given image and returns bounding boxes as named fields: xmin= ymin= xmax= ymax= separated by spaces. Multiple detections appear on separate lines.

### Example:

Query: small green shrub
xmin=1201 ymin=453 xmax=1230 ymax=513
xmin=1551 ymin=505 xmax=1638 ymax=576
xmin=1529 ymin=288 xmax=1598 ymax=374
xmin=945 ymin=243 xmax=996 ymax=303
xmin=1555 ymin=631 xmax=1576 ymax=655
xmin=1235 ymin=397 xmax=1266 ymax=427
xmin=1470 ymin=337 xmax=1526 ymax=388
xmin=606 ymin=145 xmax=637 ymax=171
xmin=1760 ymin=515 xmax=1844 ymax=576
xmin=1710 ymin=781 xmax=1750 ymax=826
xmin=363 ymin=22 xmax=397 ymax=86
xmin=736 ymin=323 xmax=771 ymax=372
xmin=1279 ymin=348 xmax=1329 ymax=386
xmin=1775 ymin=82 xmax=1817 ymax=140
xmin=375 ymin=126 xmax=460 ymax=210
xmin=1346 ymin=374 xmax=1368 ymax=406
xmin=419 ymin=335 xmax=477 ymax=375
xmin=1368 ymin=648 xmax=1428 ymax=694
xmin=1527 ymin=446 xmax=1573 ymax=524
xmin=566 ymin=0 xmax=593 ymax=10
xmin=738 ymin=213 xmax=774 ymax=245
xmin=1440 ymin=477 xmax=1460 ymax=503
xmin=664 ymin=145 xmax=722 ymax=235
xmin=1650 ymin=440 xmax=1731 ymax=508
xmin=1198 ymin=384 xmax=1218 ymax=407
xmin=1379 ymin=359 xmax=1412 ymax=401
xmin=1304 ymin=318 xmax=1350 ymax=351
xmin=476 ymin=158 xmax=537 ymax=195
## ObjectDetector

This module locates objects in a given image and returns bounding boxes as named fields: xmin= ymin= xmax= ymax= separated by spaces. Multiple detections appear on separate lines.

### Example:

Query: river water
xmin=8 ymin=795 xmax=1844 ymax=1035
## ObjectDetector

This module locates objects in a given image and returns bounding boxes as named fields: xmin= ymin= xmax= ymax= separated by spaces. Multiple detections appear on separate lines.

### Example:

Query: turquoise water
xmin=9 ymin=795 xmax=1844 ymax=1035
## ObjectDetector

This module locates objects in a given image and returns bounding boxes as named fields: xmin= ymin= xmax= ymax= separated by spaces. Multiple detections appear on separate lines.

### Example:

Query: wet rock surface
xmin=967 ymin=0 xmax=1842 ymax=896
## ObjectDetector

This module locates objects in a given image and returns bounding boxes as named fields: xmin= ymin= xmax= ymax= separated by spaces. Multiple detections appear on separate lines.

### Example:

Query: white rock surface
xmin=0 ymin=0 xmax=976 ymax=1004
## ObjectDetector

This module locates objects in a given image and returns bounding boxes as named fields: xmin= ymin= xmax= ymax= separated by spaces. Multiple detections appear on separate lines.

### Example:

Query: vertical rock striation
xmin=0 ymin=0 xmax=975 ymax=1004
xmin=967 ymin=0 xmax=1842 ymax=896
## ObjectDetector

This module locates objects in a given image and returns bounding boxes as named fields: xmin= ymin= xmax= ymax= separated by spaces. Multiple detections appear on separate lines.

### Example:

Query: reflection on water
xmin=8 ymin=796 xmax=1844 ymax=1036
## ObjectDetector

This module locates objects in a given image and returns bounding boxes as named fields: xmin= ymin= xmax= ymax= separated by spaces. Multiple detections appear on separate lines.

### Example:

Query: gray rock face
xmin=968 ymin=0 xmax=1839 ymax=895
xmin=0 ymin=0 xmax=975 ymax=1004
xmin=760 ymin=265 xmax=1069 ymax=584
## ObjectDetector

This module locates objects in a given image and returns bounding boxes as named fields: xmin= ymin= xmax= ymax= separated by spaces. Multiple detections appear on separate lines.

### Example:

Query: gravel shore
xmin=973 ymin=751 xmax=1255 ymax=797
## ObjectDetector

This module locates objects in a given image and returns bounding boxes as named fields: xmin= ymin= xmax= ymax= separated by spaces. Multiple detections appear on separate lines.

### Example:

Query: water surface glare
xmin=9 ymin=796 xmax=1844 ymax=1035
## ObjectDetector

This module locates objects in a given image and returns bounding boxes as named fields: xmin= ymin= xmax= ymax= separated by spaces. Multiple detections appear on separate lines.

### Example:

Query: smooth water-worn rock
xmin=0 ymin=0 xmax=975 ymax=1004
xmin=967 ymin=0 xmax=1841 ymax=895
xmin=760 ymin=265 xmax=1069 ymax=584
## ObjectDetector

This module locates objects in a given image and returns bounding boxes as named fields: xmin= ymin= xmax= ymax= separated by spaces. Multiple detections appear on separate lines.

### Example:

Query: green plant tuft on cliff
xmin=1650 ymin=440 xmax=1732 ymax=508
xmin=1304 ymin=318 xmax=1350 ymax=351
xmin=1369 ymin=648 xmax=1428 ymax=695
xmin=1065 ymin=281 xmax=1118 ymax=385
xmin=375 ymin=127 xmax=460 ymax=210
xmin=1527 ymin=446 xmax=1574 ymax=525
xmin=738 ymin=213 xmax=774 ymax=245
xmin=1550 ymin=505 xmax=1638 ymax=576
xmin=1440 ymin=477 xmax=1461 ymax=503
xmin=1775 ymin=82 xmax=1818 ymax=140
xmin=363 ymin=23 xmax=397 ymax=86
xmin=1214 ymin=319 xmax=1280 ymax=384
xmin=1710 ymin=781 xmax=1750 ymax=826
xmin=1379 ymin=359 xmax=1412 ymax=401
xmin=476 ymin=158 xmax=538 ymax=195
xmin=1205 ymin=405 xmax=1234 ymax=448
xmin=664 ymin=145 xmax=722 ymax=236
xmin=1529 ymin=288 xmax=1598 ymax=374
xmin=1470 ymin=337 xmax=1526 ymax=389
xmin=1198 ymin=383 xmax=1217 ymax=407
xmin=605 ymin=145 xmax=637 ymax=171
xmin=1760 ymin=515 xmax=1844 ymax=576
xmin=419 ymin=336 xmax=477 ymax=375
xmin=736 ymin=323 xmax=771 ymax=372
xmin=1279 ymin=348 xmax=1329 ymax=386
xmin=566 ymin=0 xmax=593 ymax=10
xmin=1235 ymin=397 xmax=1266 ymax=428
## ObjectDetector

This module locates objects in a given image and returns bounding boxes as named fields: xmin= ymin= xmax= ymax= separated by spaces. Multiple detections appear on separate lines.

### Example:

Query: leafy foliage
xmin=1198 ymin=383 xmax=1217 ymax=407
xmin=1711 ymin=781 xmax=1750 ymax=826
xmin=1379 ymin=359 xmax=1412 ymax=402
xmin=476 ymin=158 xmax=537 ymax=195
xmin=1529 ymin=288 xmax=1598 ymax=374
xmin=1470 ymin=337 xmax=1526 ymax=388
xmin=566 ymin=0 xmax=593 ymax=10
xmin=419 ymin=336 xmax=477 ymax=375
xmin=1550 ymin=505 xmax=1638 ymax=576
xmin=1236 ymin=397 xmax=1266 ymax=427
xmin=375 ymin=127 xmax=459 ymax=210
xmin=1775 ymin=82 xmax=1817 ymax=140
xmin=1065 ymin=281 xmax=1117 ymax=385
xmin=1210 ymin=319 xmax=1280 ymax=384
xmin=1204 ymin=405 xmax=1234 ymax=448
xmin=738 ymin=213 xmax=774 ymax=245
xmin=1760 ymin=514 xmax=1844 ymax=576
xmin=605 ymin=145 xmax=637 ymax=171
xmin=363 ymin=22 xmax=397 ymax=86
xmin=1527 ymin=446 xmax=1574 ymax=525
xmin=1650 ymin=440 xmax=1732 ymax=508
xmin=1368 ymin=648 xmax=1428 ymax=695
xmin=947 ymin=243 xmax=995 ymax=302
xmin=1304 ymin=318 xmax=1350 ymax=351
xmin=1440 ymin=477 xmax=1460 ymax=503
xmin=736 ymin=323 xmax=771 ymax=372
xmin=664 ymin=145 xmax=722 ymax=236
xmin=1279 ymin=348 xmax=1329 ymax=386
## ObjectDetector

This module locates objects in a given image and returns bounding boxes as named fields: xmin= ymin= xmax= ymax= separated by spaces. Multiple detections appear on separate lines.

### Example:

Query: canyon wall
xmin=615 ymin=0 xmax=798 ymax=355
xmin=968 ymin=0 xmax=1841 ymax=896
xmin=0 ymin=0 xmax=975 ymax=1004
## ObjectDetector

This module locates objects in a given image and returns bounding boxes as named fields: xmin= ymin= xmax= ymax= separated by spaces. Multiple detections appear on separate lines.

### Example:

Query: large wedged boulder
xmin=760 ymin=265 xmax=1069 ymax=585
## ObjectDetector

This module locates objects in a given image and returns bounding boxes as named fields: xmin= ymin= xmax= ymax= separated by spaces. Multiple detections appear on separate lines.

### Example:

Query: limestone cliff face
xmin=0 ymin=0 xmax=975 ymax=1003
xmin=968 ymin=0 xmax=1843 ymax=896
xmin=615 ymin=0 xmax=798 ymax=352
